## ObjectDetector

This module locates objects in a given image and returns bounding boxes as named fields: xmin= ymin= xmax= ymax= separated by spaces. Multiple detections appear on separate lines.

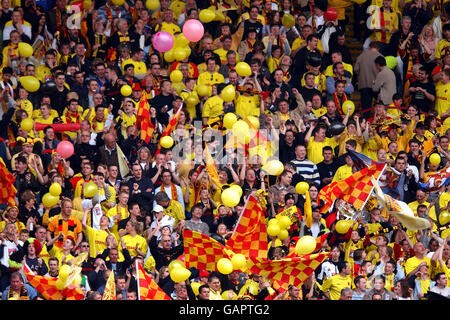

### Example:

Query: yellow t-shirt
xmin=157 ymin=22 xmax=181 ymax=35
xmin=49 ymin=246 xmax=75 ymax=267
xmin=106 ymin=206 xmax=129 ymax=240
xmin=404 ymin=256 xmax=431 ymax=277
xmin=197 ymin=71 xmax=225 ymax=87
xmin=324 ymin=63 xmax=354 ymax=78
xmin=121 ymin=234 xmax=148 ymax=258
xmin=163 ymin=200 xmax=185 ymax=227
xmin=202 ymin=95 xmax=224 ymax=121
xmin=332 ymin=164 xmax=353 ymax=182
xmin=84 ymin=226 xmax=109 ymax=258
xmin=235 ymin=94 xmax=260 ymax=118
xmin=306 ymin=136 xmax=338 ymax=164
xmin=435 ymin=39 xmax=450 ymax=59
xmin=435 ymin=81 xmax=450 ymax=116
xmin=321 ymin=274 xmax=353 ymax=300
xmin=213 ymin=48 xmax=240 ymax=65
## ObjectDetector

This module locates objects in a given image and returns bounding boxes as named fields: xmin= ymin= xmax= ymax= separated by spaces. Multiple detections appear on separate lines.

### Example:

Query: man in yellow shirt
xmin=197 ymin=58 xmax=225 ymax=87
xmin=332 ymin=154 xmax=355 ymax=182
xmin=121 ymin=48 xmax=147 ymax=79
xmin=404 ymin=242 xmax=432 ymax=277
xmin=369 ymin=0 xmax=399 ymax=48
xmin=155 ymin=8 xmax=181 ymax=35
xmin=305 ymin=121 xmax=339 ymax=164
xmin=202 ymin=84 xmax=225 ymax=126
xmin=435 ymin=68 xmax=450 ymax=117
xmin=321 ymin=261 xmax=353 ymax=300
xmin=213 ymin=35 xmax=240 ymax=66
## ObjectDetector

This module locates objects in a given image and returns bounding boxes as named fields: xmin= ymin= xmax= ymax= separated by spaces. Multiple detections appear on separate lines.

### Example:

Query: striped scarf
xmin=161 ymin=183 xmax=178 ymax=201
xmin=7 ymin=285 xmax=30 ymax=300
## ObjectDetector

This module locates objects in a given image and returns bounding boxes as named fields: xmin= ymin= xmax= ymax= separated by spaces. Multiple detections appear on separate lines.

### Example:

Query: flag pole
xmin=136 ymin=260 xmax=140 ymax=301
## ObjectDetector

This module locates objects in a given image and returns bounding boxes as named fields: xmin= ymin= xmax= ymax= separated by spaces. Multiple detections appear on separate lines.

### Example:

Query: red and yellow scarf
xmin=161 ymin=183 xmax=178 ymax=201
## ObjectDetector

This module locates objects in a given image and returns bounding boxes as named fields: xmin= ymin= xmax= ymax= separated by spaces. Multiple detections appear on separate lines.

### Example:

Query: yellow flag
xmin=204 ymin=144 xmax=222 ymax=189
xmin=102 ymin=271 xmax=116 ymax=300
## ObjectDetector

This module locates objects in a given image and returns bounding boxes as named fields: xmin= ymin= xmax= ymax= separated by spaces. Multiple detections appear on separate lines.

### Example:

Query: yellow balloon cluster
xmin=164 ymin=34 xmax=191 ymax=63
xmin=49 ymin=183 xmax=62 ymax=196
xmin=267 ymin=215 xmax=292 ymax=241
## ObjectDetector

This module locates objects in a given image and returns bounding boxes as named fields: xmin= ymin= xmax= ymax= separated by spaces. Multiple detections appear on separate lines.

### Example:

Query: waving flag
xmin=0 ymin=159 xmax=17 ymax=206
xmin=136 ymin=262 xmax=171 ymax=300
xmin=204 ymin=144 xmax=222 ymax=189
xmin=23 ymin=264 xmax=85 ymax=300
xmin=247 ymin=252 xmax=330 ymax=291
xmin=183 ymin=229 xmax=235 ymax=271
xmin=102 ymin=271 xmax=116 ymax=300
xmin=418 ymin=167 xmax=450 ymax=192
xmin=136 ymin=91 xmax=155 ymax=144
xmin=346 ymin=148 xmax=377 ymax=170
xmin=318 ymin=163 xmax=387 ymax=213
xmin=227 ymin=195 xmax=268 ymax=258
xmin=153 ymin=106 xmax=182 ymax=159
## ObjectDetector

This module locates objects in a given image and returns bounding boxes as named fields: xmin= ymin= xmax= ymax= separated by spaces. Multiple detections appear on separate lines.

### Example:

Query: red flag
xmin=0 ymin=160 xmax=17 ymax=206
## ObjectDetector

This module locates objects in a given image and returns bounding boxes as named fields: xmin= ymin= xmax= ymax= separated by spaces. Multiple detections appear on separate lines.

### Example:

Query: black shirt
xmin=317 ymin=160 xmax=340 ymax=189
xmin=409 ymin=80 xmax=435 ymax=114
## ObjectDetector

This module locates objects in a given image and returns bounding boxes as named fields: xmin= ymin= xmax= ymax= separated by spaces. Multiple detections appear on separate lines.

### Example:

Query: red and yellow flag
xmin=136 ymin=91 xmax=155 ymax=144
xmin=153 ymin=106 xmax=183 ymax=159
xmin=318 ymin=163 xmax=387 ymax=213
xmin=137 ymin=263 xmax=171 ymax=300
xmin=0 ymin=159 xmax=17 ymax=206
xmin=23 ymin=264 xmax=85 ymax=300
xmin=183 ymin=229 xmax=235 ymax=271
xmin=227 ymin=195 xmax=268 ymax=259
xmin=247 ymin=252 xmax=330 ymax=291
xmin=102 ymin=271 xmax=116 ymax=300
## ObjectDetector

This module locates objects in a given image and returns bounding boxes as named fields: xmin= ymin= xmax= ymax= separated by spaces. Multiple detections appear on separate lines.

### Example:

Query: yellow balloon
xmin=82 ymin=0 xmax=92 ymax=10
xmin=146 ymin=0 xmax=159 ymax=10
xmin=214 ymin=10 xmax=226 ymax=21
xmin=217 ymin=258 xmax=233 ymax=274
xmin=19 ymin=76 xmax=40 ymax=93
xmin=174 ymin=46 xmax=187 ymax=61
xmin=231 ymin=254 xmax=246 ymax=270
xmin=160 ymin=136 xmax=174 ymax=149
xmin=278 ymin=229 xmax=289 ymax=241
xmin=49 ymin=182 xmax=62 ymax=196
xmin=281 ymin=13 xmax=295 ymax=28
xmin=168 ymin=259 xmax=185 ymax=273
xmin=335 ymin=220 xmax=353 ymax=234
xmin=170 ymin=70 xmax=183 ymax=83
xmin=342 ymin=100 xmax=355 ymax=116
xmin=295 ymin=182 xmax=310 ymax=194
xmin=235 ymin=62 xmax=252 ymax=77
xmin=295 ymin=235 xmax=316 ymax=256
xmin=221 ymin=187 xmax=240 ymax=207
xmin=229 ymin=185 xmax=243 ymax=197
xmin=278 ymin=216 xmax=292 ymax=229
xmin=42 ymin=193 xmax=59 ymax=208
xmin=268 ymin=218 xmax=279 ymax=226
xmin=20 ymin=118 xmax=34 ymax=131
xmin=18 ymin=42 xmax=33 ymax=58
xmin=112 ymin=0 xmax=124 ymax=5
xmin=184 ymin=46 xmax=191 ymax=58
xmin=191 ymin=281 xmax=202 ymax=295
xmin=429 ymin=153 xmax=441 ymax=166
xmin=221 ymin=85 xmax=235 ymax=102
xmin=199 ymin=9 xmax=215 ymax=23
xmin=223 ymin=113 xmax=237 ymax=130
xmin=262 ymin=160 xmax=284 ymax=176
xmin=232 ymin=120 xmax=249 ymax=137
xmin=164 ymin=50 xmax=175 ymax=63
xmin=185 ymin=94 xmax=199 ymax=107
xmin=170 ymin=267 xmax=191 ymax=283
xmin=247 ymin=116 xmax=259 ymax=129
xmin=267 ymin=222 xmax=281 ymax=237
xmin=171 ymin=82 xmax=185 ymax=94
xmin=439 ymin=211 xmax=450 ymax=225
xmin=83 ymin=182 xmax=98 ymax=198
xmin=175 ymin=33 xmax=190 ymax=48
xmin=121 ymin=85 xmax=132 ymax=96
xmin=196 ymin=84 xmax=211 ymax=97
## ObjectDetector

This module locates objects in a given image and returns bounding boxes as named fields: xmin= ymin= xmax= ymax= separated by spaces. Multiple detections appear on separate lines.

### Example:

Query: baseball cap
xmin=153 ymin=204 xmax=164 ymax=213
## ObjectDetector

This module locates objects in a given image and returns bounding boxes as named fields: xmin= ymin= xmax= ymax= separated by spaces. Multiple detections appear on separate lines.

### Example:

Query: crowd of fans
xmin=0 ymin=0 xmax=449 ymax=301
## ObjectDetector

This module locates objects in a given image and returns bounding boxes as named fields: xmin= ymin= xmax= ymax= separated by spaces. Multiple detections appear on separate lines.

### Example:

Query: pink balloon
xmin=182 ymin=19 xmax=204 ymax=42
xmin=152 ymin=31 xmax=174 ymax=52
xmin=56 ymin=141 xmax=74 ymax=159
